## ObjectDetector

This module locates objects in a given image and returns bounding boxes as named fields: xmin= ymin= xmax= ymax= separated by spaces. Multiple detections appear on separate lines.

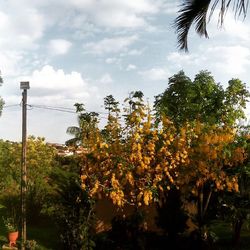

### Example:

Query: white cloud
xmin=0 ymin=5 xmax=45 ymax=77
xmin=167 ymin=52 xmax=206 ymax=68
xmin=48 ymin=39 xmax=72 ymax=55
xmin=0 ymin=51 xmax=23 ymax=77
xmin=167 ymin=45 xmax=250 ymax=78
xmin=105 ymin=57 xmax=120 ymax=64
xmin=84 ymin=35 xmax=138 ymax=54
xmin=68 ymin=0 xmax=159 ymax=28
xmin=207 ymin=45 xmax=250 ymax=75
xmin=162 ymin=1 xmax=179 ymax=15
xmin=0 ymin=8 xmax=45 ymax=49
xmin=126 ymin=48 xmax=145 ymax=56
xmin=139 ymin=67 xmax=170 ymax=81
xmin=126 ymin=64 xmax=137 ymax=71
xmin=19 ymin=65 xmax=99 ymax=106
xmin=208 ymin=11 xmax=250 ymax=42
xmin=99 ymin=73 xmax=113 ymax=84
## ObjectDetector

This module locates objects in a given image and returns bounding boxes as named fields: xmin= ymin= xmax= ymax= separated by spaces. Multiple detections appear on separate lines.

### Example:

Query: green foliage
xmin=25 ymin=240 xmax=38 ymax=250
xmin=103 ymin=95 xmax=120 ymax=114
xmin=48 ymin=165 xmax=96 ymax=250
xmin=101 ymin=95 xmax=121 ymax=144
xmin=155 ymin=70 xmax=250 ymax=127
xmin=218 ymin=162 xmax=250 ymax=245
xmin=0 ymin=137 xmax=57 ymax=220
xmin=2 ymin=216 xmax=18 ymax=232
xmin=66 ymin=103 xmax=99 ymax=148
xmin=224 ymin=79 xmax=250 ymax=125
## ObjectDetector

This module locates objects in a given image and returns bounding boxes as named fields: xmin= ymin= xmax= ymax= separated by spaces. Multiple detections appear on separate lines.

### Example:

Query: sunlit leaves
xmin=79 ymin=92 xmax=247 ymax=209
xmin=80 ymin=94 xmax=189 ymax=207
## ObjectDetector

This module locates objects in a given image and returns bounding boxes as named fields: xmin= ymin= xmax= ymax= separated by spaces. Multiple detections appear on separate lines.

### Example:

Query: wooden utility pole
xmin=20 ymin=81 xmax=29 ymax=250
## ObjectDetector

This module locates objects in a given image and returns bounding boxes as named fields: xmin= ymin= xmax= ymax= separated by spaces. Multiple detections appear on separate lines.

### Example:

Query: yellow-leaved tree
xmin=80 ymin=92 xmax=189 ymax=207
xmin=176 ymin=122 xmax=246 ymax=235
xmin=77 ymin=92 xmax=246 ymax=239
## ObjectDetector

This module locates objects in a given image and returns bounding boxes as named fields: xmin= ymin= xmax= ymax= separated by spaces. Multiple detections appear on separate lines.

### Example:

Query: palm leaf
xmin=65 ymin=138 xmax=79 ymax=146
xmin=174 ymin=0 xmax=211 ymax=51
xmin=175 ymin=0 xmax=249 ymax=51
xmin=66 ymin=126 xmax=81 ymax=136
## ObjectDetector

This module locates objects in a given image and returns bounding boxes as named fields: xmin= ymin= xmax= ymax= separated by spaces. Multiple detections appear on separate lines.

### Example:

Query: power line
xmin=28 ymin=104 xmax=110 ymax=115
xmin=3 ymin=104 xmax=20 ymax=108
xmin=28 ymin=104 xmax=76 ymax=114
xmin=28 ymin=104 xmax=110 ymax=120
xmin=2 ymin=103 xmax=124 ymax=121
xmin=30 ymin=104 xmax=75 ymax=111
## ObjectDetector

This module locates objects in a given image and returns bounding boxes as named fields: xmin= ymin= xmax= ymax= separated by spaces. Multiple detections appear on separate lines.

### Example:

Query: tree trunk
xmin=197 ymin=185 xmax=213 ymax=241
xmin=197 ymin=185 xmax=203 ymax=234
xmin=232 ymin=218 xmax=243 ymax=246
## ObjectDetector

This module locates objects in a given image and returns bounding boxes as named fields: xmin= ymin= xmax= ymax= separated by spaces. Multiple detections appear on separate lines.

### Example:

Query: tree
xmin=66 ymin=103 xmax=99 ymax=149
xmin=75 ymin=92 xmax=248 ymax=249
xmin=0 ymin=72 xmax=4 ymax=116
xmin=154 ymin=70 xmax=250 ymax=127
xmin=101 ymin=95 xmax=121 ymax=145
xmin=217 ymin=130 xmax=250 ymax=246
xmin=176 ymin=122 xmax=246 ymax=238
xmin=175 ymin=0 xmax=249 ymax=51
xmin=48 ymin=166 xmax=96 ymax=250
xmin=0 ymin=137 xmax=57 ymax=219
xmin=80 ymin=92 xmax=189 ymax=207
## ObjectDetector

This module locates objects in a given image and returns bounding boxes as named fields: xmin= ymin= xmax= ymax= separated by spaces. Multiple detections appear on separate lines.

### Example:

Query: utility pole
xmin=20 ymin=81 xmax=30 ymax=250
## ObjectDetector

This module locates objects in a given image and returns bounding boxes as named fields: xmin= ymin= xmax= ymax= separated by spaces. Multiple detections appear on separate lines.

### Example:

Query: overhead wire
xmin=28 ymin=104 xmax=76 ymax=114
xmin=28 ymin=104 xmax=110 ymax=120
xmin=3 ymin=104 xmax=20 ymax=108
xmin=2 ymin=103 xmax=127 ymax=121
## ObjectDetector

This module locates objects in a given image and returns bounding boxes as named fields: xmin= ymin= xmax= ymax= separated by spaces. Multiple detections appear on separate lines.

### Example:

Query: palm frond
xmin=210 ymin=0 xmax=249 ymax=25
xmin=174 ymin=0 xmax=211 ymax=51
xmin=175 ymin=0 xmax=249 ymax=51
xmin=66 ymin=126 xmax=81 ymax=136
xmin=65 ymin=138 xmax=79 ymax=146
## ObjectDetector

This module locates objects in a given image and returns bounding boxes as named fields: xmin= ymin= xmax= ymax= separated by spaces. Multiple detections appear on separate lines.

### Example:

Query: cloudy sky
xmin=1 ymin=0 xmax=250 ymax=143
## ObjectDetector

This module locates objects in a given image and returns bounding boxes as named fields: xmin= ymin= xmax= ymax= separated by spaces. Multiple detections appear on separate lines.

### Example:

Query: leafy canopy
xmin=77 ymin=92 xmax=246 ymax=209
xmin=154 ymin=70 xmax=250 ymax=127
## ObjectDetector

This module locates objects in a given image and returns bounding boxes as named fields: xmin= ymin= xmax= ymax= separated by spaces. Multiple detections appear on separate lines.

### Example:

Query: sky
xmin=0 ymin=0 xmax=250 ymax=144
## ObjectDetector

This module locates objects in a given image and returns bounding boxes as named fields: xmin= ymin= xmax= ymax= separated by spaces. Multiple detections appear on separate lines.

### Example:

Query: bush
xmin=48 ymin=166 xmax=96 ymax=250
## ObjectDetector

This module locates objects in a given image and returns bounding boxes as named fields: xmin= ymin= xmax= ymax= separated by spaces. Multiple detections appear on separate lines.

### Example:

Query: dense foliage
xmin=0 ymin=137 xmax=56 ymax=220
xmin=154 ymin=70 xmax=250 ymax=127
xmin=0 ymin=70 xmax=249 ymax=249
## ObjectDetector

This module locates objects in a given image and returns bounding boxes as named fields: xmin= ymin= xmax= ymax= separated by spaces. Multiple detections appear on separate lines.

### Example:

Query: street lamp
xmin=20 ymin=81 xmax=29 ymax=250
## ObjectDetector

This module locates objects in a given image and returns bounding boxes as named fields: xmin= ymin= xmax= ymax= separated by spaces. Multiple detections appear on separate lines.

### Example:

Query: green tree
xmin=154 ymin=70 xmax=249 ymax=127
xmin=175 ymin=0 xmax=249 ymax=51
xmin=101 ymin=95 xmax=122 ymax=144
xmin=0 ymin=137 xmax=57 ymax=219
xmin=66 ymin=103 xmax=99 ymax=149
xmin=48 ymin=166 xmax=96 ymax=250
xmin=218 ymin=131 xmax=250 ymax=246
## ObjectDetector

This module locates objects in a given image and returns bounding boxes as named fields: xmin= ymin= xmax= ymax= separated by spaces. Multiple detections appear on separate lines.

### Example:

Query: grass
xmin=0 ymin=206 xmax=249 ymax=249
xmin=211 ymin=220 xmax=250 ymax=250
xmin=0 ymin=209 xmax=60 ymax=250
